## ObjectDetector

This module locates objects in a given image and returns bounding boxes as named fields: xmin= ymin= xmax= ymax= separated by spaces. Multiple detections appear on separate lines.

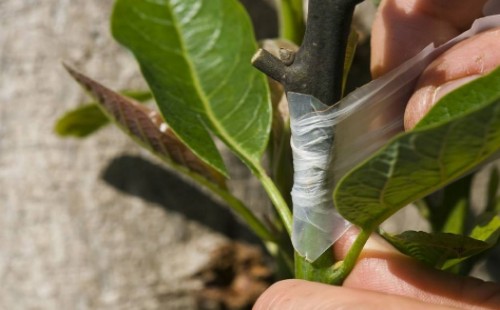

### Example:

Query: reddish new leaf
xmin=64 ymin=64 xmax=226 ymax=188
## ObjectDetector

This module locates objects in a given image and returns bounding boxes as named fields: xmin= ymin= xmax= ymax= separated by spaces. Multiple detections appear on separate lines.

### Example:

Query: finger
xmin=371 ymin=0 xmax=487 ymax=77
xmin=404 ymin=27 xmax=500 ymax=129
xmin=333 ymin=227 xmax=500 ymax=309
xmin=253 ymin=279 xmax=457 ymax=310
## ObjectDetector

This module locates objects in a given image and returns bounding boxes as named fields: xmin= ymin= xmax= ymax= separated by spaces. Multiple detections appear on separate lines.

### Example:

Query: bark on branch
xmin=252 ymin=0 xmax=364 ymax=105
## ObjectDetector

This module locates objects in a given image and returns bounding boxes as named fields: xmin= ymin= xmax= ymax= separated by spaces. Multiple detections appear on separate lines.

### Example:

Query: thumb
xmin=405 ymin=27 xmax=500 ymax=130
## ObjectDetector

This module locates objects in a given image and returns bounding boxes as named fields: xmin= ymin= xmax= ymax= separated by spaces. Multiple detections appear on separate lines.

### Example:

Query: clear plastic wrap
xmin=289 ymin=14 xmax=500 ymax=262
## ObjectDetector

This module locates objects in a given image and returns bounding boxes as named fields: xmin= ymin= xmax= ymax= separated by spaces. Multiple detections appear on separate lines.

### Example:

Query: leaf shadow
xmin=101 ymin=155 xmax=260 ymax=244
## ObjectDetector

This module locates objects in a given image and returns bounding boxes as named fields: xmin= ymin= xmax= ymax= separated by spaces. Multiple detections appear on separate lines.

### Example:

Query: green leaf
xmin=111 ymin=0 xmax=271 ymax=176
xmin=470 ymin=213 xmax=500 ymax=246
xmin=120 ymin=90 xmax=154 ymax=102
xmin=55 ymin=91 xmax=152 ymax=138
xmin=55 ymin=104 xmax=109 ymax=138
xmin=415 ymin=67 xmax=500 ymax=129
xmin=342 ymin=28 xmax=358 ymax=97
xmin=441 ymin=213 xmax=500 ymax=271
xmin=441 ymin=198 xmax=468 ymax=235
xmin=278 ymin=0 xmax=305 ymax=45
xmin=381 ymin=230 xmax=490 ymax=267
xmin=63 ymin=65 xmax=281 ymax=243
xmin=335 ymin=68 xmax=500 ymax=229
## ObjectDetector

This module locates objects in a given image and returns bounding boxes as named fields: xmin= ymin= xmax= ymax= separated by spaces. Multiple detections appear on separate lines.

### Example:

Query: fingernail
xmin=433 ymin=75 xmax=481 ymax=103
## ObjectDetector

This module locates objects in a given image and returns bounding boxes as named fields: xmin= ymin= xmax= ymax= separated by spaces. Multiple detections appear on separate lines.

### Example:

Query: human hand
xmin=370 ymin=0 xmax=500 ymax=129
xmin=254 ymin=1 xmax=500 ymax=308
xmin=254 ymin=228 xmax=500 ymax=309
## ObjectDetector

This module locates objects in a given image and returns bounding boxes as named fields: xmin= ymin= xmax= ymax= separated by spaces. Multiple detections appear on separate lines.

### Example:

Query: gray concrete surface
xmin=0 ymin=1 xmax=251 ymax=309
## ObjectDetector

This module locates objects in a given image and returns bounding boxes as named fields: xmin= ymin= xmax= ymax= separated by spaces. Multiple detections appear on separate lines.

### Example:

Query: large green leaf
xmin=334 ymin=68 xmax=500 ymax=228
xmin=111 ymin=0 xmax=271 ymax=176
xmin=63 ymin=65 xmax=279 ymax=242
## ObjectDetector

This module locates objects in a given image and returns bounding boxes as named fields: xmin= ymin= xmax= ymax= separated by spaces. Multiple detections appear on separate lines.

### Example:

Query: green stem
xmin=294 ymin=228 xmax=373 ymax=285
xmin=330 ymin=228 xmax=372 ymax=284
xmin=127 ymin=130 xmax=278 ymax=244
xmin=266 ymin=240 xmax=295 ymax=279
xmin=253 ymin=164 xmax=293 ymax=236
xmin=206 ymin=180 xmax=277 ymax=243
xmin=255 ymin=0 xmax=367 ymax=284
xmin=278 ymin=0 xmax=305 ymax=45
xmin=294 ymin=248 xmax=337 ymax=283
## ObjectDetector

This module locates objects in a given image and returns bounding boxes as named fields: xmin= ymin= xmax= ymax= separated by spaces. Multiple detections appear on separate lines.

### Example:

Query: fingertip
xmin=404 ymin=85 xmax=436 ymax=130
xmin=404 ymin=27 xmax=500 ymax=130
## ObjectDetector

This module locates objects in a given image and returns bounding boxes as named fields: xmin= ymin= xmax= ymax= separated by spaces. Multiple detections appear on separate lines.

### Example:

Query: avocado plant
xmin=57 ymin=0 xmax=500 ymax=285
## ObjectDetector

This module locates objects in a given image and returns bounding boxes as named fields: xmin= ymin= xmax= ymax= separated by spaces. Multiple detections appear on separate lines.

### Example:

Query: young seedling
xmin=57 ymin=0 xmax=500 ymax=290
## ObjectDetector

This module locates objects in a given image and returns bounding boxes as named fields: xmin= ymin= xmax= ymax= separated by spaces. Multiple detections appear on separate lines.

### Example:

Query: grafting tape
xmin=289 ymin=14 xmax=500 ymax=262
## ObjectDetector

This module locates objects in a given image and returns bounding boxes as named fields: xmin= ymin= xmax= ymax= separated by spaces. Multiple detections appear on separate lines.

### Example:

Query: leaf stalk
xmin=330 ymin=228 xmax=371 ymax=284
xmin=253 ymin=164 xmax=293 ymax=236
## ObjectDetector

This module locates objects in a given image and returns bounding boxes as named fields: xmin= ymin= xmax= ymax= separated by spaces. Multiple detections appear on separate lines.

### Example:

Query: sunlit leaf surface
xmin=111 ymin=0 xmax=271 ymax=175
xmin=335 ymin=68 xmax=500 ymax=228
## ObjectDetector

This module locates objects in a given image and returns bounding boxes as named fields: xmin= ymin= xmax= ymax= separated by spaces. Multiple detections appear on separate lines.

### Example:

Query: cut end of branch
xmin=250 ymin=49 xmax=266 ymax=65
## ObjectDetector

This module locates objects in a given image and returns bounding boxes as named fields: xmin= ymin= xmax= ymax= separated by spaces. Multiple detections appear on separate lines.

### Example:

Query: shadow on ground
xmin=102 ymin=155 xmax=260 ymax=244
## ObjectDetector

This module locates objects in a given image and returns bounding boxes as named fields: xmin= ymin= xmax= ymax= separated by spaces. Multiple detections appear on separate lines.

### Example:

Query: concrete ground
xmin=1 ymin=1 xmax=497 ymax=309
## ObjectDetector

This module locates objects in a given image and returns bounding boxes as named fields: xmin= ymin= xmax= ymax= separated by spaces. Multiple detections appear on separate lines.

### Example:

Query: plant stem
xmin=253 ymin=0 xmax=366 ymax=284
xmin=278 ymin=0 xmax=305 ymax=45
xmin=254 ymin=0 xmax=364 ymax=105
xmin=125 ymin=138 xmax=279 ymax=244
xmin=293 ymin=229 xmax=372 ymax=284
xmin=207 ymin=180 xmax=278 ymax=242
xmin=253 ymin=164 xmax=293 ymax=236
xmin=330 ymin=228 xmax=371 ymax=284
